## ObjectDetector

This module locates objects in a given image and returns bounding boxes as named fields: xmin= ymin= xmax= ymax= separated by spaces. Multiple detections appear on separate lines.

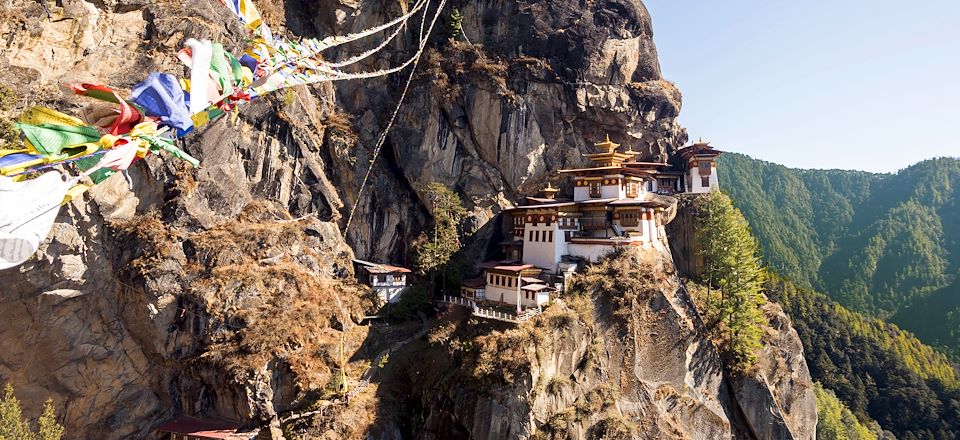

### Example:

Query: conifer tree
xmin=696 ymin=191 xmax=767 ymax=372
xmin=37 ymin=399 xmax=63 ymax=440
xmin=0 ymin=384 xmax=32 ymax=440
xmin=412 ymin=182 xmax=467 ymax=290
xmin=0 ymin=384 xmax=64 ymax=440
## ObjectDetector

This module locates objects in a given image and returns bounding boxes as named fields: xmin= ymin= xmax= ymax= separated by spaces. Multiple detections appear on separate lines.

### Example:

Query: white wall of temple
xmin=573 ymin=186 xmax=590 ymax=201
xmin=484 ymin=283 xmax=543 ymax=308
xmin=688 ymin=163 xmax=719 ymax=193
xmin=521 ymin=222 xmax=565 ymax=273
xmin=528 ymin=291 xmax=551 ymax=307
xmin=601 ymin=182 xmax=625 ymax=199
xmin=375 ymin=286 xmax=407 ymax=304
xmin=644 ymin=218 xmax=657 ymax=242
xmin=485 ymin=270 xmax=519 ymax=305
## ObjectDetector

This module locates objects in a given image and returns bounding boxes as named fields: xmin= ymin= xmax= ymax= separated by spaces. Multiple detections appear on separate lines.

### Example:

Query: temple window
xmin=589 ymin=181 xmax=601 ymax=198
xmin=626 ymin=182 xmax=639 ymax=198
xmin=701 ymin=176 xmax=710 ymax=187
xmin=620 ymin=211 xmax=639 ymax=227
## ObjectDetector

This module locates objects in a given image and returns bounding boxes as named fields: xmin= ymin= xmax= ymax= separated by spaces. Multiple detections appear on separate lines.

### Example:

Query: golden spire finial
xmin=542 ymin=181 xmax=559 ymax=199
xmin=594 ymin=134 xmax=620 ymax=153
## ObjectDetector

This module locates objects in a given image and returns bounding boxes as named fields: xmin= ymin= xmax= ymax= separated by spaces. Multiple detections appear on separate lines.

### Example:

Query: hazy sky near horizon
xmin=644 ymin=1 xmax=960 ymax=173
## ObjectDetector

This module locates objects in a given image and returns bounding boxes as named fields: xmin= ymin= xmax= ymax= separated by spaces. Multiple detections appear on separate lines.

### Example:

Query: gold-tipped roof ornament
xmin=594 ymin=134 xmax=620 ymax=153
xmin=542 ymin=181 xmax=559 ymax=199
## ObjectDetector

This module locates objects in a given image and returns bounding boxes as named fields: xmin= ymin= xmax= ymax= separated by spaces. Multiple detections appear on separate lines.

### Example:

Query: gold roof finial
xmin=594 ymin=134 xmax=620 ymax=153
xmin=542 ymin=181 xmax=559 ymax=199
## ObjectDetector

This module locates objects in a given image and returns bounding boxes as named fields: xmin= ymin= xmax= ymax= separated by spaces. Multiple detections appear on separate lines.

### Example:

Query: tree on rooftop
xmin=412 ymin=182 xmax=467 ymax=291
xmin=695 ymin=191 xmax=767 ymax=373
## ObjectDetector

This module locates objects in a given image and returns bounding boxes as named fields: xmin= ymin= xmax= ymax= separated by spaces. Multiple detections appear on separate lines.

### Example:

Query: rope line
xmin=259 ymin=0 xmax=445 ymax=92
xmin=258 ymin=0 xmax=431 ymax=74
xmin=343 ymin=0 xmax=445 ymax=233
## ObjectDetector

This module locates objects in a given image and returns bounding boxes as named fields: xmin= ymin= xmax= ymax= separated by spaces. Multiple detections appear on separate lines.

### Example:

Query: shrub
xmin=546 ymin=376 xmax=569 ymax=395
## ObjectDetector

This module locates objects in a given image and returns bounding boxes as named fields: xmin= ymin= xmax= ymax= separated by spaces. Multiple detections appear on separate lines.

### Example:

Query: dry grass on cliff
xmin=112 ymin=211 xmax=185 ymax=271
xmin=118 ymin=202 xmax=373 ymax=397
xmin=570 ymin=249 xmax=664 ymax=322
xmin=457 ymin=297 xmax=600 ymax=388
xmin=186 ymin=206 xmax=370 ymax=389
xmin=421 ymin=41 xmax=514 ymax=103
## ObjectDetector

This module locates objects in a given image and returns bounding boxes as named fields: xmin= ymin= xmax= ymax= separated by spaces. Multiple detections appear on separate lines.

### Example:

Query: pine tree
xmin=0 ymin=384 xmax=32 ymax=440
xmin=412 ymin=182 xmax=467 ymax=291
xmin=696 ymin=191 xmax=767 ymax=372
xmin=448 ymin=9 xmax=465 ymax=40
xmin=37 ymin=399 xmax=63 ymax=440
xmin=0 ymin=384 xmax=64 ymax=440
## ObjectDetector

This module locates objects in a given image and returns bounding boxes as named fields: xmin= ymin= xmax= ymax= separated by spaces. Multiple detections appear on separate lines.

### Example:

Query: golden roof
xmin=594 ymin=134 xmax=620 ymax=153
xmin=583 ymin=135 xmax=638 ymax=167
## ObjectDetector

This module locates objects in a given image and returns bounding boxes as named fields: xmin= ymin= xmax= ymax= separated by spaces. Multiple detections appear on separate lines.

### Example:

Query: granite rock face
xmin=0 ymin=0 xmax=813 ymax=438
xmin=729 ymin=301 xmax=818 ymax=440
xmin=367 ymin=249 xmax=816 ymax=440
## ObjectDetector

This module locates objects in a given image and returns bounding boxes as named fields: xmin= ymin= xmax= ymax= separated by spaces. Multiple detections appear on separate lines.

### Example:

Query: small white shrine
xmin=353 ymin=259 xmax=411 ymax=304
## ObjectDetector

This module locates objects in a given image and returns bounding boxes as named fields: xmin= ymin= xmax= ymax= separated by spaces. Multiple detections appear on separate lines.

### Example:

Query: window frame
xmin=626 ymin=181 xmax=639 ymax=198
xmin=589 ymin=181 xmax=601 ymax=198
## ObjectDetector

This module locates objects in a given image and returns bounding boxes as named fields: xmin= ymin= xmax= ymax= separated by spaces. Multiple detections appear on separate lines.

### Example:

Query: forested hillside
xmin=720 ymin=154 xmax=960 ymax=358
xmin=767 ymin=276 xmax=960 ymax=440
xmin=719 ymin=153 xmax=881 ymax=290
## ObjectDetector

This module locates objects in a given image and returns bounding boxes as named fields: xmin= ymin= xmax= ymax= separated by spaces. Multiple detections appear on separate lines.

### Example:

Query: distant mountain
xmin=720 ymin=153 xmax=960 ymax=357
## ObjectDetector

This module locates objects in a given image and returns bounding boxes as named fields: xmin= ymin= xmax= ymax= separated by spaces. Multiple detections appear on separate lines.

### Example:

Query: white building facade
xmin=353 ymin=260 xmax=411 ymax=304
xmin=677 ymin=141 xmax=722 ymax=194
xmin=505 ymin=137 xmax=677 ymax=273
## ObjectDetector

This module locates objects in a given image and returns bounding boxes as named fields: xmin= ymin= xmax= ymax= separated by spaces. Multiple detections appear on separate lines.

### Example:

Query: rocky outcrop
xmin=729 ymin=301 xmax=817 ymax=440
xmin=365 ymin=249 xmax=816 ymax=440
xmin=0 ymin=0 xmax=814 ymax=438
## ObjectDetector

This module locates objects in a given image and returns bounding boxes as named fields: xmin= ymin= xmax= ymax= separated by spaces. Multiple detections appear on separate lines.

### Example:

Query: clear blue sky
xmin=645 ymin=1 xmax=960 ymax=172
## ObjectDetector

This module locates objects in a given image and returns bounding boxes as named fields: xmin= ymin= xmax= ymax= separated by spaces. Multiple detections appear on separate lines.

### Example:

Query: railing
xmin=516 ymin=308 xmax=542 ymax=322
xmin=440 ymin=296 xmax=542 ymax=324
xmin=442 ymin=295 xmax=475 ymax=308
xmin=472 ymin=307 xmax=520 ymax=323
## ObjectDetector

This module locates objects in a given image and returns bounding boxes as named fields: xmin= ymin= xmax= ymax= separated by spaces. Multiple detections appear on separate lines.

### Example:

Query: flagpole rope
xmin=343 ymin=0 xmax=446 ymax=234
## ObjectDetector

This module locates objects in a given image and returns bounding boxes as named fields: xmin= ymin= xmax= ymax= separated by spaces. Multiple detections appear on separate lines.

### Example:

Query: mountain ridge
xmin=720 ymin=152 xmax=960 ymax=358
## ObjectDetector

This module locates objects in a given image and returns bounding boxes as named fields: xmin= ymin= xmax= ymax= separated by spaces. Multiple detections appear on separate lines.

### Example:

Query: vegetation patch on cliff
xmin=422 ymin=41 xmax=509 ymax=103
xmin=115 ymin=201 xmax=377 ymax=432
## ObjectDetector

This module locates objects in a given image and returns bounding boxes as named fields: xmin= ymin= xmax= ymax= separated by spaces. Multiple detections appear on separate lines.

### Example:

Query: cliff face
xmin=364 ymin=250 xmax=815 ymax=440
xmin=0 ymin=0 xmax=812 ymax=438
